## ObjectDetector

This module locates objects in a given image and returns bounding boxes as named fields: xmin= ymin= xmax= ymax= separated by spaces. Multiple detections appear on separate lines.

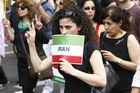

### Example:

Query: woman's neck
xmin=107 ymin=30 xmax=126 ymax=39
xmin=22 ymin=16 xmax=30 ymax=25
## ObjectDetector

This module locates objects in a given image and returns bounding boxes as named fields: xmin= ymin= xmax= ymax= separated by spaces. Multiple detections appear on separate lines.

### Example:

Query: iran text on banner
xmin=52 ymin=35 xmax=85 ymax=65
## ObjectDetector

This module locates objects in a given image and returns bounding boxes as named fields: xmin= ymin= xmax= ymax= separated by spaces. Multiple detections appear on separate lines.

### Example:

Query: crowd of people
xmin=1 ymin=0 xmax=140 ymax=93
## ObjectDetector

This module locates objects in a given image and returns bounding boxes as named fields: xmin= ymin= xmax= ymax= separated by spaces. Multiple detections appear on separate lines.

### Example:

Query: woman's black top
xmin=59 ymin=41 xmax=99 ymax=93
xmin=100 ymin=32 xmax=135 ymax=92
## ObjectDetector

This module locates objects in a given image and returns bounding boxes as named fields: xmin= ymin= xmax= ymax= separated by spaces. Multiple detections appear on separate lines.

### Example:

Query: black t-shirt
xmin=59 ymin=41 xmax=99 ymax=93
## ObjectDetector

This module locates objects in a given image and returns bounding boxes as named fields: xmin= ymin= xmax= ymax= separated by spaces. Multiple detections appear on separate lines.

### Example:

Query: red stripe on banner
xmin=52 ymin=55 xmax=82 ymax=65
xmin=54 ymin=64 xmax=59 ymax=69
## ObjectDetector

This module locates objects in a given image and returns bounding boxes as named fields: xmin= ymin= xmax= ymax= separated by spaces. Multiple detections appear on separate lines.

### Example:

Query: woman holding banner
xmin=26 ymin=5 xmax=106 ymax=93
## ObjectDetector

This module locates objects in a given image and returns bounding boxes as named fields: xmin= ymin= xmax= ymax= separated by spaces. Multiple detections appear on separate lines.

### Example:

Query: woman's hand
xmin=59 ymin=58 xmax=76 ymax=75
xmin=101 ymin=50 xmax=120 ymax=63
xmin=34 ymin=15 xmax=42 ymax=30
xmin=2 ymin=18 xmax=11 ymax=28
xmin=25 ymin=22 xmax=36 ymax=44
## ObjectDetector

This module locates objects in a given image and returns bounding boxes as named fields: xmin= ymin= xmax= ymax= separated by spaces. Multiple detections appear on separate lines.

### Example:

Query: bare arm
xmin=25 ymin=23 xmax=53 ymax=72
xmin=59 ymin=50 xmax=106 ymax=87
xmin=38 ymin=5 xmax=52 ymax=23
xmin=101 ymin=34 xmax=140 ymax=71
xmin=124 ymin=35 xmax=140 ymax=71
xmin=2 ymin=18 xmax=14 ymax=41
xmin=29 ymin=43 xmax=53 ymax=72
xmin=35 ymin=0 xmax=52 ymax=24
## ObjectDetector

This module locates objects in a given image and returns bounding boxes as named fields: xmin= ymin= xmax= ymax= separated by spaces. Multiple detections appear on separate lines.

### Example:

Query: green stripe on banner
xmin=53 ymin=35 xmax=85 ymax=46
xmin=51 ymin=75 xmax=65 ymax=84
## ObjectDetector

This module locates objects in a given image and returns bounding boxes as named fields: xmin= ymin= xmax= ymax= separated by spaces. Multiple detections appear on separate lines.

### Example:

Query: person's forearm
xmin=38 ymin=5 xmax=51 ymax=23
xmin=29 ymin=43 xmax=43 ymax=72
xmin=71 ymin=68 xmax=106 ymax=87
xmin=5 ymin=27 xmax=14 ymax=41
xmin=29 ymin=42 xmax=53 ymax=72
xmin=115 ymin=58 xmax=137 ymax=71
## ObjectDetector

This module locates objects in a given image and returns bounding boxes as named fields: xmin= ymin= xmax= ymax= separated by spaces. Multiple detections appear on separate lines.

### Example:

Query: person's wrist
xmin=4 ymin=29 xmax=8 ymax=34
xmin=116 ymin=58 xmax=121 ymax=64
xmin=4 ymin=27 xmax=11 ymax=33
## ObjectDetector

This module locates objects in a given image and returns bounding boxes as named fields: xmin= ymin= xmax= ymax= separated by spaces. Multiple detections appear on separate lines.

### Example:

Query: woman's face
xmin=83 ymin=0 xmax=95 ymax=21
xmin=103 ymin=17 xmax=121 ymax=37
xmin=17 ymin=3 xmax=29 ymax=17
xmin=59 ymin=18 xmax=81 ymax=35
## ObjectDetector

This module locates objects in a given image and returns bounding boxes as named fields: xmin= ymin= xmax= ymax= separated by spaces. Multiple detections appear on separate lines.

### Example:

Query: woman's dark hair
xmin=76 ymin=0 xmax=104 ymax=24
xmin=52 ymin=5 xmax=97 ymax=43
xmin=103 ymin=6 xmax=132 ymax=32
xmin=17 ymin=0 xmax=36 ymax=20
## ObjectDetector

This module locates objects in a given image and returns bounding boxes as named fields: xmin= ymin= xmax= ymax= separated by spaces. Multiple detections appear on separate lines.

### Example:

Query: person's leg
xmin=0 ymin=56 xmax=8 ymax=85
xmin=0 ymin=56 xmax=9 ymax=90
xmin=17 ymin=57 xmax=37 ymax=93
xmin=22 ymin=87 xmax=34 ymax=93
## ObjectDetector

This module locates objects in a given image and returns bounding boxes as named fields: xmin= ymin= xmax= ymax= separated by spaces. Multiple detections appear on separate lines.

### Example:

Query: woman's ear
xmin=119 ymin=20 xmax=122 ymax=26
xmin=77 ymin=25 xmax=82 ymax=32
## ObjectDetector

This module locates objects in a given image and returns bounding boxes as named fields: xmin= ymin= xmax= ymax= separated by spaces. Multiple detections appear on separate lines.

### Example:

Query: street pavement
xmin=0 ymin=41 xmax=63 ymax=93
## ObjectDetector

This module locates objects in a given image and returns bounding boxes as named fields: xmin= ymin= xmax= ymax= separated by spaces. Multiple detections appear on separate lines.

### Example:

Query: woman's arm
xmin=59 ymin=50 xmax=106 ymax=87
xmin=101 ymin=34 xmax=140 ymax=71
xmin=26 ymin=23 xmax=52 ymax=72
xmin=116 ymin=34 xmax=140 ymax=71
xmin=34 ymin=15 xmax=49 ymax=44
xmin=29 ymin=43 xmax=53 ymax=72
xmin=2 ymin=18 xmax=14 ymax=41
xmin=126 ymin=35 xmax=140 ymax=71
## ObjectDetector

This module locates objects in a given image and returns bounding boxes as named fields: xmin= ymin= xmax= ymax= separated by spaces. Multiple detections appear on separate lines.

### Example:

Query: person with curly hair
xmin=26 ymin=5 xmax=106 ymax=93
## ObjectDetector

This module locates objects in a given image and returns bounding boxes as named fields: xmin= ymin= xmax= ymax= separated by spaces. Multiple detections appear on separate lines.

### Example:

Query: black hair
xmin=103 ymin=6 xmax=132 ymax=32
xmin=76 ymin=0 xmax=104 ymax=24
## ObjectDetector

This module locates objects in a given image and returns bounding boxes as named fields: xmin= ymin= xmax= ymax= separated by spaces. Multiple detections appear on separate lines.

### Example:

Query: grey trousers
xmin=0 ymin=56 xmax=8 ymax=84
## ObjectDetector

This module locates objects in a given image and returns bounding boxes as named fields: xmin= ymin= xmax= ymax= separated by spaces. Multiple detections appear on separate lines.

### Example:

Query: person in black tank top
xmin=100 ymin=6 xmax=140 ymax=93
xmin=25 ymin=5 xmax=107 ymax=93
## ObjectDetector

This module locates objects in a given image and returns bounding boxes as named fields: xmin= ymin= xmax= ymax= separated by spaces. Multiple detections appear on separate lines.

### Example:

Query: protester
xmin=100 ymin=6 xmax=140 ymax=93
xmin=2 ymin=0 xmax=49 ymax=93
xmin=26 ymin=5 xmax=106 ymax=93
xmin=77 ymin=0 xmax=105 ymax=43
